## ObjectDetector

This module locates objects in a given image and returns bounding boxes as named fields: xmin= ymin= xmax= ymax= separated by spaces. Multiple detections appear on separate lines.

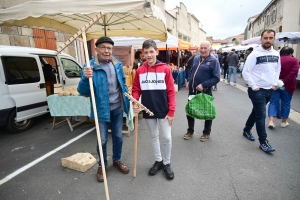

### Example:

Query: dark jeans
xmin=185 ymin=67 xmax=191 ymax=80
xmin=186 ymin=89 xmax=213 ymax=135
xmin=223 ymin=68 xmax=228 ymax=79
xmin=243 ymin=88 xmax=274 ymax=143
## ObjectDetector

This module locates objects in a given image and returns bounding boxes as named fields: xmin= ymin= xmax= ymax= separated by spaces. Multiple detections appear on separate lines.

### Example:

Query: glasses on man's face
xmin=97 ymin=45 xmax=113 ymax=51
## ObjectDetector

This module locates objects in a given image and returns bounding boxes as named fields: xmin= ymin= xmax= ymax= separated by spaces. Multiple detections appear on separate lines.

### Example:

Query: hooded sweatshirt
xmin=227 ymin=51 xmax=239 ymax=66
xmin=242 ymin=45 xmax=281 ymax=90
xmin=132 ymin=61 xmax=176 ymax=119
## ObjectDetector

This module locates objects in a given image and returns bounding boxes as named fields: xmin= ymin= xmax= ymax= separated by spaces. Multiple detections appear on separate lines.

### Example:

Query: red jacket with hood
xmin=132 ymin=61 xmax=176 ymax=118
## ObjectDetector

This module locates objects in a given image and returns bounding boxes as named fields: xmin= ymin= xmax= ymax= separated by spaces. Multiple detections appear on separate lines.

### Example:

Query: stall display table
xmin=47 ymin=95 xmax=90 ymax=131
xmin=47 ymin=95 xmax=133 ymax=136
xmin=172 ymin=70 xmax=185 ymax=90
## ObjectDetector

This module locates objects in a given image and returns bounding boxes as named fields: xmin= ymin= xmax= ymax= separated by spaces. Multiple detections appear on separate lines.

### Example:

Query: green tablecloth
xmin=47 ymin=95 xmax=90 ymax=116
xmin=47 ymin=95 xmax=134 ymax=131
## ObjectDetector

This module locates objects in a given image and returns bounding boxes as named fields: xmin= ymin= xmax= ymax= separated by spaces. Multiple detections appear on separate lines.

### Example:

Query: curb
xmin=221 ymin=79 xmax=300 ymax=125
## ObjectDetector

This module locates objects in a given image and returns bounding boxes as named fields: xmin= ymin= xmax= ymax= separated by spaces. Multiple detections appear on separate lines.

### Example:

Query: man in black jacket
xmin=227 ymin=49 xmax=239 ymax=86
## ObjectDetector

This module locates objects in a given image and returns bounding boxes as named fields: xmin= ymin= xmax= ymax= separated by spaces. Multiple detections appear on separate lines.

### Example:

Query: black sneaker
xmin=163 ymin=164 xmax=174 ymax=180
xmin=148 ymin=161 xmax=163 ymax=176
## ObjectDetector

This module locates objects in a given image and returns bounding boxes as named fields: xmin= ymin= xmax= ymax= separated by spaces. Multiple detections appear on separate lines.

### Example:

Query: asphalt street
xmin=0 ymin=81 xmax=300 ymax=200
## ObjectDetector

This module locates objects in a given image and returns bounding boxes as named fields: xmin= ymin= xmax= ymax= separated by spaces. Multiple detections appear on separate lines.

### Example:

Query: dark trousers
xmin=223 ymin=68 xmax=228 ymax=79
xmin=186 ymin=89 xmax=213 ymax=135
xmin=243 ymin=88 xmax=274 ymax=143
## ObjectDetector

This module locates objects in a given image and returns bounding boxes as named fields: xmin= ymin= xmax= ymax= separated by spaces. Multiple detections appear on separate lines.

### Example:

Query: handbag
xmin=185 ymin=92 xmax=216 ymax=120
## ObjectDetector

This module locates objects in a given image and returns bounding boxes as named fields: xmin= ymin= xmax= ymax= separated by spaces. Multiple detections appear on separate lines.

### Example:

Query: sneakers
xmin=226 ymin=82 xmax=230 ymax=85
xmin=163 ymin=164 xmax=174 ymax=180
xmin=200 ymin=134 xmax=210 ymax=142
xmin=268 ymin=121 xmax=275 ymax=129
xmin=234 ymin=83 xmax=236 ymax=86
xmin=243 ymin=131 xmax=255 ymax=141
xmin=183 ymin=133 xmax=193 ymax=140
xmin=148 ymin=161 xmax=163 ymax=176
xmin=259 ymin=140 xmax=275 ymax=153
xmin=281 ymin=121 xmax=289 ymax=128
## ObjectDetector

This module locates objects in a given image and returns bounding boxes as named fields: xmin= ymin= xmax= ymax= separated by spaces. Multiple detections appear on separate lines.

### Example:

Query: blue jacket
xmin=77 ymin=55 xmax=129 ymax=122
xmin=188 ymin=54 xmax=220 ymax=93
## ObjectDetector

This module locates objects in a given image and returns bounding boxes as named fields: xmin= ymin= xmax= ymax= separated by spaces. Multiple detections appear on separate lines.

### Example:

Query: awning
xmin=111 ymin=32 xmax=178 ymax=49
xmin=0 ymin=0 xmax=167 ymax=41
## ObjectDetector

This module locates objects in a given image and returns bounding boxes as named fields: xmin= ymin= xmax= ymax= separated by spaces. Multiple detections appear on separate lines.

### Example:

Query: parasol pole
xmin=82 ymin=31 xmax=110 ymax=200
xmin=124 ymin=92 xmax=153 ymax=177
xmin=55 ymin=13 xmax=104 ymax=54
xmin=104 ymin=15 xmax=107 ymax=36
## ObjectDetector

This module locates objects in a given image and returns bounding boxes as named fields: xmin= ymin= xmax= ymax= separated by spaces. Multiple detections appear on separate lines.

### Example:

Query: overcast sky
xmin=165 ymin=0 xmax=271 ymax=40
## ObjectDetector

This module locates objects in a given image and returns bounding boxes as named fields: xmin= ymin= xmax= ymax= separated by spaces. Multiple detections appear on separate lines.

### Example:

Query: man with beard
xmin=242 ymin=29 xmax=281 ymax=153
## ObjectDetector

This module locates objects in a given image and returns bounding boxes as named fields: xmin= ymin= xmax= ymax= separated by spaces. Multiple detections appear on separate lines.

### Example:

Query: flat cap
xmin=95 ymin=36 xmax=114 ymax=46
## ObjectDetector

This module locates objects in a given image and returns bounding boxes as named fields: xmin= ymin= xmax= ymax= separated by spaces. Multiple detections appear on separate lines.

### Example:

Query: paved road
xmin=0 ymin=82 xmax=300 ymax=200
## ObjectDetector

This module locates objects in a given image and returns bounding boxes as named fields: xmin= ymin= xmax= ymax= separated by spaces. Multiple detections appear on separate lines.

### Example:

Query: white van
xmin=0 ymin=45 xmax=82 ymax=133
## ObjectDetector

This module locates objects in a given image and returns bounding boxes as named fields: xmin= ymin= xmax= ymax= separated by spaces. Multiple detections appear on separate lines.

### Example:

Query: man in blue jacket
xmin=183 ymin=41 xmax=220 ymax=142
xmin=78 ymin=36 xmax=130 ymax=182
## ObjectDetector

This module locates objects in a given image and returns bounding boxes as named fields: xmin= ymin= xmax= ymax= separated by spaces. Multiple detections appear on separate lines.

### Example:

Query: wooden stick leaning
xmin=124 ymin=92 xmax=153 ymax=177
xmin=82 ymin=32 xmax=110 ymax=200
xmin=55 ymin=13 xmax=103 ymax=55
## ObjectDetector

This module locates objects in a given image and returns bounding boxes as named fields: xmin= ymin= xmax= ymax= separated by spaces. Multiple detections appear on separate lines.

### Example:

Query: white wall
xmin=282 ymin=0 xmax=300 ymax=59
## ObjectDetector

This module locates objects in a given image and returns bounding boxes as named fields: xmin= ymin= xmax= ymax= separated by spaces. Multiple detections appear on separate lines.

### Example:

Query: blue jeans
xmin=96 ymin=106 xmax=123 ymax=167
xmin=227 ymin=66 xmax=237 ymax=84
xmin=243 ymin=88 xmax=274 ymax=143
xmin=268 ymin=89 xmax=292 ymax=119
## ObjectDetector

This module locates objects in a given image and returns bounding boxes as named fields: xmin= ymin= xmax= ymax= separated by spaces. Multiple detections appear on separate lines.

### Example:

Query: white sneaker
xmin=281 ymin=122 xmax=289 ymax=128
xmin=234 ymin=83 xmax=236 ymax=86
xmin=227 ymin=82 xmax=230 ymax=85
xmin=268 ymin=121 xmax=275 ymax=129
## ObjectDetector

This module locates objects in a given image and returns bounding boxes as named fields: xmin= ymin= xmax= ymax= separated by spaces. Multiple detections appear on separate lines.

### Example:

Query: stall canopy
xmin=243 ymin=32 xmax=300 ymax=45
xmin=0 ymin=0 xmax=167 ymax=41
xmin=221 ymin=44 xmax=259 ymax=52
xmin=111 ymin=32 xmax=178 ymax=49
xmin=179 ymin=39 xmax=192 ymax=50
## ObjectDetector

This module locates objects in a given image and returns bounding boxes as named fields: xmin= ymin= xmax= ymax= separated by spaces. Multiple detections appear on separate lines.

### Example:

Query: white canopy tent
xmin=111 ymin=33 xmax=178 ymax=49
xmin=221 ymin=44 xmax=259 ymax=52
xmin=0 ymin=0 xmax=167 ymax=41
xmin=243 ymin=32 xmax=300 ymax=45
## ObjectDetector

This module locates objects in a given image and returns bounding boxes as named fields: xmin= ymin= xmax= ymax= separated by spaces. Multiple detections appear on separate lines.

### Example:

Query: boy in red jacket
xmin=132 ymin=39 xmax=176 ymax=180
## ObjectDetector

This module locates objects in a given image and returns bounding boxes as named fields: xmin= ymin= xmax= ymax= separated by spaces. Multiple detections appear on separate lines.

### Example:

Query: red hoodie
xmin=132 ymin=61 xmax=176 ymax=118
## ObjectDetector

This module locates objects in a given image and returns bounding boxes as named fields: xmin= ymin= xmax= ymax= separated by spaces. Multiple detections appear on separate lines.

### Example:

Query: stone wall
xmin=0 ymin=25 xmax=76 ymax=58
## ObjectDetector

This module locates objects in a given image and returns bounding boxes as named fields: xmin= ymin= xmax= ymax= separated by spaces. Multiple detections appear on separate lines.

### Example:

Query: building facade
xmin=249 ymin=0 xmax=300 ymax=59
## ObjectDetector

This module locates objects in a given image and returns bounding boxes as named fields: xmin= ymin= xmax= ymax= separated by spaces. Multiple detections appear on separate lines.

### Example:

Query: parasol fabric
xmin=0 ymin=0 xmax=167 ymax=41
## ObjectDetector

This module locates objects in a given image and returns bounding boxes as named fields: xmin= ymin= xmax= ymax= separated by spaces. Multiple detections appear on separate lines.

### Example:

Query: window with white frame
xmin=271 ymin=9 xmax=277 ymax=23
xmin=280 ymin=1 xmax=284 ymax=18
xmin=266 ymin=14 xmax=270 ymax=26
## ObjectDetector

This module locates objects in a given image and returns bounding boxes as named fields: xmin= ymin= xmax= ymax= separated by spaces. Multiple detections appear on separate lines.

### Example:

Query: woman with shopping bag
xmin=183 ymin=41 xmax=220 ymax=142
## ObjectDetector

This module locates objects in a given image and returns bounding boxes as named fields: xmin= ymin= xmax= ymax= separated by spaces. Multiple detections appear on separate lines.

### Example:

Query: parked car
xmin=0 ymin=45 xmax=82 ymax=133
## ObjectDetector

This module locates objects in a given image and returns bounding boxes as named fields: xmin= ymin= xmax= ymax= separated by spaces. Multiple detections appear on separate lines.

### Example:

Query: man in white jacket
xmin=242 ymin=29 xmax=280 ymax=153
